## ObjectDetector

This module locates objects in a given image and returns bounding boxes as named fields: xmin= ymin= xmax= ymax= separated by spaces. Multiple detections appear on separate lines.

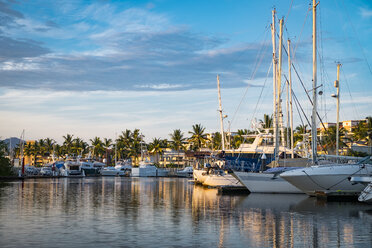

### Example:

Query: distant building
xmin=342 ymin=120 xmax=364 ymax=131
xmin=320 ymin=122 xmax=336 ymax=130
xmin=320 ymin=120 xmax=365 ymax=132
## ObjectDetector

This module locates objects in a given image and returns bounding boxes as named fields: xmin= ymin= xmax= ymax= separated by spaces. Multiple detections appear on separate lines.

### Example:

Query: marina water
xmin=0 ymin=177 xmax=371 ymax=247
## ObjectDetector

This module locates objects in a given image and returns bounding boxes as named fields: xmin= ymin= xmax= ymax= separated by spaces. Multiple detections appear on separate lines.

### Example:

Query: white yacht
xmin=176 ymin=166 xmax=193 ymax=178
xmin=60 ymin=159 xmax=85 ymax=177
xmin=131 ymin=160 xmax=168 ymax=177
xmin=281 ymin=156 xmax=372 ymax=197
xmin=80 ymin=160 xmax=103 ymax=176
xmin=101 ymin=161 xmax=132 ymax=176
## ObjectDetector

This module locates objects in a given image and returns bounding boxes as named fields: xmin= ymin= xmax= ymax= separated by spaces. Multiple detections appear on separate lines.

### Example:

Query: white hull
xmin=281 ymin=163 xmax=372 ymax=196
xmin=203 ymin=174 xmax=242 ymax=187
xmin=176 ymin=167 xmax=193 ymax=178
xmin=193 ymin=169 xmax=208 ymax=184
xmin=131 ymin=167 xmax=168 ymax=177
xmin=234 ymin=171 xmax=303 ymax=193
xmin=101 ymin=168 xmax=125 ymax=176
xmin=131 ymin=167 xmax=157 ymax=177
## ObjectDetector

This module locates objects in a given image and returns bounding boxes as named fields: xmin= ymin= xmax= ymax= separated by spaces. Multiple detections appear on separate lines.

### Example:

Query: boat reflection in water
xmin=0 ymin=178 xmax=371 ymax=247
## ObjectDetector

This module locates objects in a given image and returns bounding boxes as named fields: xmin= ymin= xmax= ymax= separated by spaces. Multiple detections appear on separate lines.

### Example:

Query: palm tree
xmin=23 ymin=142 xmax=33 ymax=164
xmin=90 ymin=137 xmax=104 ymax=158
xmin=232 ymin=129 xmax=249 ymax=149
xmin=294 ymin=124 xmax=308 ymax=145
xmin=321 ymin=126 xmax=348 ymax=155
xmin=148 ymin=138 xmax=165 ymax=165
xmin=116 ymin=129 xmax=133 ymax=160
xmin=211 ymin=132 xmax=222 ymax=150
xmin=188 ymin=124 xmax=207 ymax=151
xmin=63 ymin=134 xmax=74 ymax=155
xmin=129 ymin=129 xmax=143 ymax=164
xmin=259 ymin=114 xmax=273 ymax=129
xmin=169 ymin=129 xmax=186 ymax=167
xmin=44 ymin=138 xmax=55 ymax=156
xmin=103 ymin=138 xmax=112 ymax=150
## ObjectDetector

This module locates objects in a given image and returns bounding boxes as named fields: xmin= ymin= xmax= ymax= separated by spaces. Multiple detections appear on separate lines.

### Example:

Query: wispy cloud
xmin=360 ymin=7 xmax=372 ymax=18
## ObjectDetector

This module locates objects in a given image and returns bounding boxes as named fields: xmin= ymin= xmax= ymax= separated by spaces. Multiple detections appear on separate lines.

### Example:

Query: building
xmin=342 ymin=120 xmax=364 ymax=131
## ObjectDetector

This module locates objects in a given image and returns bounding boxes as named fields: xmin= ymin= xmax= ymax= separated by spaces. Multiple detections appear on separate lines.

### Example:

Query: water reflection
xmin=0 ymin=178 xmax=370 ymax=247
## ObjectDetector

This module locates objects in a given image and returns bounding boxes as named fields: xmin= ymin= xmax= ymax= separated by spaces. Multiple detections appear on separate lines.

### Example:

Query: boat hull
xmin=193 ymin=169 xmax=207 ymax=184
xmin=203 ymin=174 xmax=242 ymax=187
xmin=101 ymin=169 xmax=125 ymax=176
xmin=234 ymin=171 xmax=302 ymax=193
xmin=281 ymin=164 xmax=372 ymax=196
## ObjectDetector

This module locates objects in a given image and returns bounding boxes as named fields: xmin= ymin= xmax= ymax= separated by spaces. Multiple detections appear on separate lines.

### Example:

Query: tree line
xmin=4 ymin=115 xmax=372 ymax=166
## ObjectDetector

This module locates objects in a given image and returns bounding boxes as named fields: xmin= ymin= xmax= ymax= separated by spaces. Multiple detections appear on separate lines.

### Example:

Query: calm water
xmin=0 ymin=177 xmax=371 ymax=248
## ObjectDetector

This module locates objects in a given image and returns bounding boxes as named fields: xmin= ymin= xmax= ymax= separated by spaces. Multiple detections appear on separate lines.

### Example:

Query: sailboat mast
xmin=271 ymin=9 xmax=278 ymax=160
xmin=115 ymin=132 xmax=117 ymax=165
xmin=311 ymin=0 xmax=319 ymax=163
xmin=288 ymin=39 xmax=294 ymax=158
xmin=335 ymin=63 xmax=341 ymax=157
xmin=217 ymin=75 xmax=225 ymax=151
xmin=278 ymin=18 xmax=285 ymax=148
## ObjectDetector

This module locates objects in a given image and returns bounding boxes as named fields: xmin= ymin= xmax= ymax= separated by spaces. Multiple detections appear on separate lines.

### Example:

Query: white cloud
xmin=135 ymin=83 xmax=185 ymax=90
xmin=0 ymin=61 xmax=40 ymax=71
xmin=360 ymin=7 xmax=372 ymax=18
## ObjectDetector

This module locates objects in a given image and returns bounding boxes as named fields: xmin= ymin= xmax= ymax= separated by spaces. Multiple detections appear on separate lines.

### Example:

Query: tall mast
xmin=271 ymin=8 xmax=278 ymax=160
xmin=288 ymin=39 xmax=294 ymax=158
xmin=311 ymin=0 xmax=318 ymax=163
xmin=335 ymin=63 xmax=341 ymax=157
xmin=217 ymin=75 xmax=225 ymax=151
xmin=278 ymin=18 xmax=285 ymax=148
xmin=115 ymin=132 xmax=117 ymax=165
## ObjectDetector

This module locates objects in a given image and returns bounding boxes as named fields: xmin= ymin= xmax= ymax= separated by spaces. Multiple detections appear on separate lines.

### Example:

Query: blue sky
xmin=0 ymin=0 xmax=371 ymax=143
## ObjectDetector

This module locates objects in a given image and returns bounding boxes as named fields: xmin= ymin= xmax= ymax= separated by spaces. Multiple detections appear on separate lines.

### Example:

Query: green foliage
xmin=0 ymin=141 xmax=15 ymax=176
xmin=188 ymin=124 xmax=207 ymax=151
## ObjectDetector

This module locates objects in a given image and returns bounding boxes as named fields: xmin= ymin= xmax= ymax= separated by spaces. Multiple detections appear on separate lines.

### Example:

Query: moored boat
xmin=280 ymin=156 xmax=372 ymax=197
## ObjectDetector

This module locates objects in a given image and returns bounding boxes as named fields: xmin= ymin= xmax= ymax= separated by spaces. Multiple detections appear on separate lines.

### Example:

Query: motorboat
xmin=131 ymin=159 xmax=168 ymax=177
xmin=101 ymin=161 xmax=132 ymax=176
xmin=176 ymin=166 xmax=193 ymax=178
xmin=280 ymin=156 xmax=372 ymax=197
xmin=40 ymin=166 xmax=53 ymax=176
xmin=60 ymin=159 xmax=85 ymax=177
xmin=80 ymin=160 xmax=100 ymax=176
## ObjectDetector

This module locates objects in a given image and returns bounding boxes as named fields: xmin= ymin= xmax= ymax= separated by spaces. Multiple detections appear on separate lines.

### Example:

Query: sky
xmin=0 ymin=0 xmax=371 ymax=143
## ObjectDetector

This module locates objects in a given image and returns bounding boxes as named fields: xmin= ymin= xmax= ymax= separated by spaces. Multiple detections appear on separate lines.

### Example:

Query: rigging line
xmin=339 ymin=0 xmax=372 ymax=76
xmin=284 ymin=0 xmax=294 ymax=25
xmin=293 ymin=89 xmax=305 ymax=127
xmin=291 ymin=85 xmax=328 ymax=153
xmin=293 ymin=6 xmax=311 ymax=59
xmin=249 ymin=62 xmax=273 ymax=128
xmin=229 ymin=26 xmax=270 ymax=127
xmin=340 ymin=67 xmax=360 ymax=119
xmin=290 ymin=85 xmax=311 ymax=128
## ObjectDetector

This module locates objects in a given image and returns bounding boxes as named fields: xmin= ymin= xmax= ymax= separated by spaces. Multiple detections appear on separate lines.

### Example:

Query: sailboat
xmin=193 ymin=76 xmax=243 ymax=188
xmin=233 ymin=9 xmax=306 ymax=194
xmin=280 ymin=0 xmax=372 ymax=197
